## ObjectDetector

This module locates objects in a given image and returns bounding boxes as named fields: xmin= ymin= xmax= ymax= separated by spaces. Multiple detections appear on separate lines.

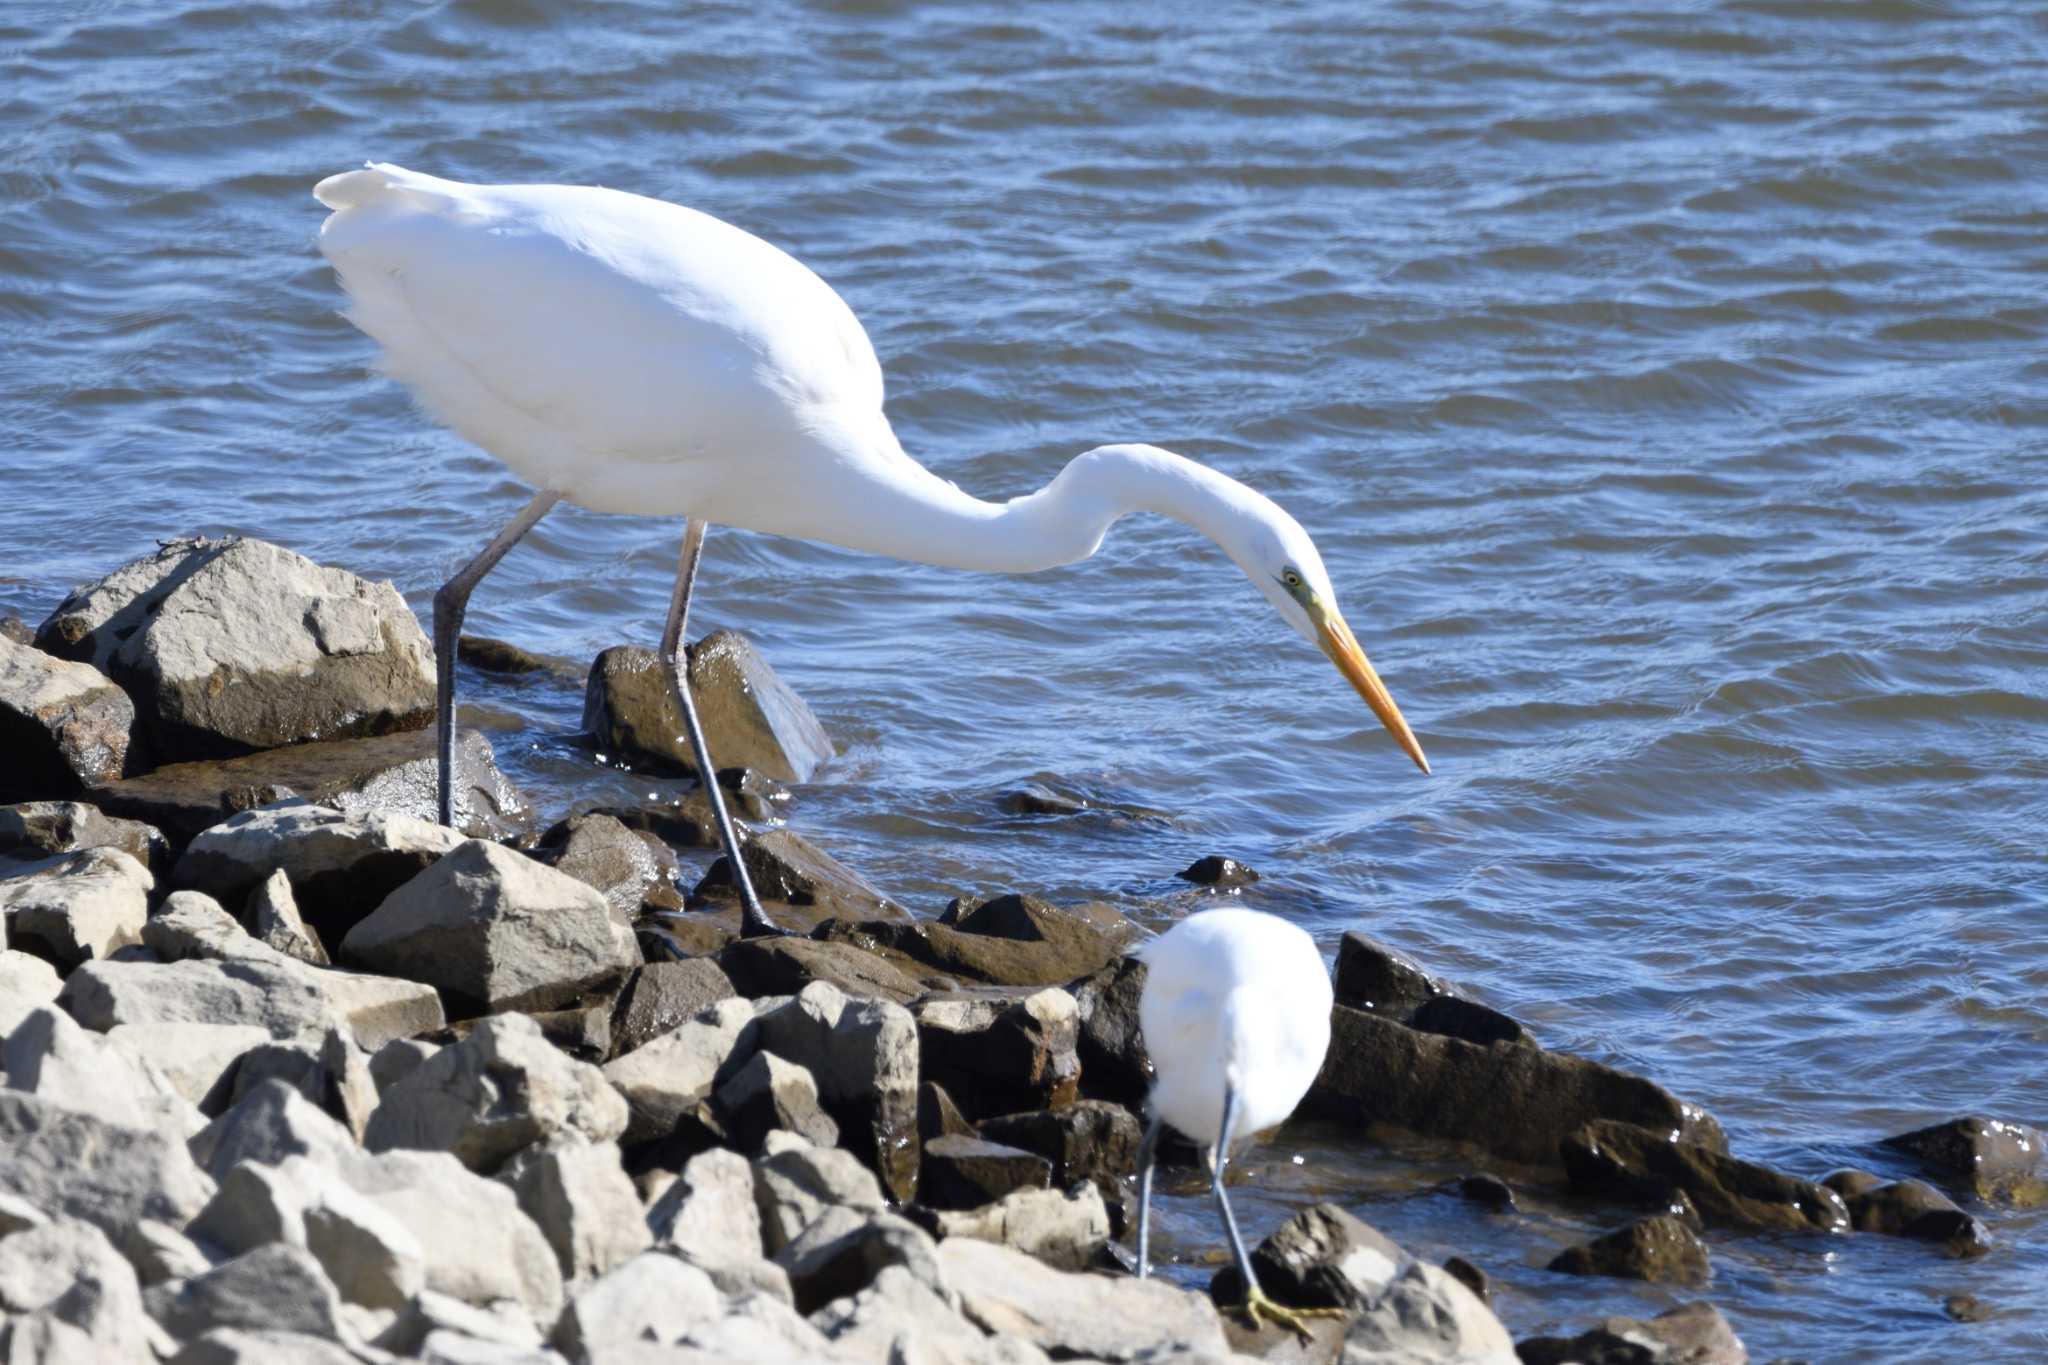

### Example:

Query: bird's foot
xmin=1239 ymin=1286 xmax=1347 ymax=1342
xmin=738 ymin=912 xmax=792 ymax=941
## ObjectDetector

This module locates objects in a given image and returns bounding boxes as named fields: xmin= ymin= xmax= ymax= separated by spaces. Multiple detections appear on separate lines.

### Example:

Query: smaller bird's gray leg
xmin=1134 ymin=1113 xmax=1163 ymax=1279
xmin=433 ymin=490 xmax=561 ymax=827
xmin=1210 ymin=1085 xmax=1260 ymax=1297
xmin=661 ymin=520 xmax=781 ymax=939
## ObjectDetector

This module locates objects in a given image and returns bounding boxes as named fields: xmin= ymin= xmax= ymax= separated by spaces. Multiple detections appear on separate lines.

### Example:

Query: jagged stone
xmin=710 ymin=1049 xmax=839 ymax=1153
xmin=717 ymin=934 xmax=925 ymax=1005
xmin=609 ymin=960 xmax=737 ymax=1058
xmin=939 ymin=1236 xmax=1228 ymax=1361
xmin=601 ymin=997 xmax=754 ymax=1144
xmin=0 ymin=635 xmax=143 ymax=801
xmin=914 ymin=987 xmax=1081 ymax=1122
xmin=0 ymin=846 xmax=151 ymax=969
xmin=1515 ymin=1300 xmax=1746 ymax=1365
xmin=1547 ymin=1214 xmax=1711 ymax=1284
xmin=1209 ymin=1203 xmax=1404 ymax=1311
xmin=188 ymin=1154 xmax=426 ymax=1311
xmin=118 ymin=1220 xmax=211 ymax=1287
xmin=3 ymin=1005 xmax=203 ymax=1136
xmin=498 ymin=1139 xmax=650 ymax=1283
xmin=0 ymin=1217 xmax=153 ymax=1361
xmin=342 ymin=840 xmax=640 ymax=1016
xmin=368 ymin=1037 xmax=439 ymax=1094
xmin=918 ymin=1082 xmax=977 ymax=1144
xmin=773 ymin=1207 xmax=950 ymax=1316
xmin=838 ymin=895 xmax=1128 ymax=989
xmin=0 ymin=950 xmax=64 ymax=1037
xmin=549 ymin=1251 xmax=720 ymax=1360
xmin=0 ymin=803 xmax=168 ymax=877
xmin=145 ymin=1244 xmax=348 ymax=1343
xmin=753 ymin=1141 xmax=888 ymax=1255
xmin=581 ymin=631 xmax=832 ymax=782
xmin=165 ymin=1329 xmax=360 ymax=1365
xmin=1341 ymin=1261 xmax=1517 ymax=1365
xmin=189 ymin=1079 xmax=359 ymax=1182
xmin=750 ymin=980 xmax=919 ymax=1201
xmin=813 ymin=1264 xmax=1040 ymax=1365
xmin=1068 ymin=954 xmax=1151 ymax=1106
xmin=920 ymin=1183 xmax=1111 ymax=1272
xmin=645 ymin=1147 xmax=763 ymax=1267
xmin=245 ymin=870 xmax=327 ymax=965
xmin=104 ymin=1019 xmax=271 ymax=1115
xmin=919 ymin=1135 xmax=1052 ymax=1211
xmin=538 ymin=813 xmax=680 ymax=923
xmin=1882 ymin=1116 xmax=2048 ymax=1208
xmin=222 ymin=1029 xmax=377 ymax=1140
xmin=694 ymin=828 xmax=904 ymax=923
xmin=977 ymin=1100 xmax=1140 ymax=1202
xmin=370 ymin=1291 xmax=547 ymax=1359
xmin=1562 ymin=1119 xmax=1848 ymax=1232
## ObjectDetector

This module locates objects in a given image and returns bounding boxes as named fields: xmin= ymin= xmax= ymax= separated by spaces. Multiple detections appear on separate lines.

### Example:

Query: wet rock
xmin=918 ymin=1183 xmax=1112 ymax=1271
xmin=752 ymin=1141 xmax=888 ymax=1255
xmin=1 ymin=846 xmax=152 ymax=968
xmin=1178 ymin=855 xmax=1258 ymax=887
xmin=601 ymin=996 xmax=753 ymax=1145
xmin=1209 ymin=1203 xmax=1403 ymax=1312
xmin=0 ymin=635 xmax=144 ymax=801
xmin=1547 ymin=1214 xmax=1711 ymax=1284
xmin=1409 ymin=994 xmax=1533 ymax=1047
xmin=646 ymin=1147 xmax=763 ymax=1266
xmin=1454 ymin=1174 xmax=1517 ymax=1210
xmin=457 ymin=635 xmax=580 ymax=679
xmin=595 ymin=769 xmax=789 ymax=852
xmin=145 ymin=1243 xmax=348 ymax=1343
xmin=172 ymin=799 xmax=465 ymax=948
xmin=855 ymin=894 xmax=1130 ymax=988
xmin=0 ymin=1217 xmax=153 ymax=1361
xmin=997 ymin=785 xmax=1087 ymax=817
xmin=3 ymin=1005 xmax=204 ymax=1137
xmin=751 ymin=980 xmax=920 ymax=1202
xmin=365 ymin=1013 xmax=628 ymax=1173
xmin=1341 ymin=1261 xmax=1516 ymax=1365
xmin=550 ymin=1250 xmax=721 ymax=1359
xmin=773 ymin=1207 xmax=949 ymax=1316
xmin=709 ymin=1050 xmax=839 ymax=1153
xmin=1333 ymin=930 xmax=1450 ymax=1019
xmin=634 ymin=911 xmax=734 ymax=962
xmin=1069 ymin=954 xmax=1152 ymax=1106
xmin=939 ymin=1235 xmax=1229 ymax=1361
xmin=1823 ymin=1172 xmax=1990 ymax=1252
xmin=188 ymin=1080 xmax=359 ymax=1182
xmin=1516 ymin=1300 xmax=1746 ymax=1365
xmin=101 ymin=728 xmax=521 ymax=846
xmin=1882 ymin=1115 xmax=2048 ymax=1208
xmin=694 ymin=828 xmax=905 ymax=923
xmin=717 ymin=934 xmax=926 ymax=1005
xmin=918 ymin=1082 xmax=976 ymax=1143
xmin=35 ymin=536 xmax=434 ymax=763
xmin=0 ymin=801 xmax=170 ymax=877
xmin=1944 ymin=1293 xmax=1990 ymax=1323
xmin=581 ymin=630 xmax=833 ymax=782
xmin=0 ymin=949 xmax=64 ymax=1036
xmin=498 ymin=1138 xmax=650 ymax=1283
xmin=608 ymin=959 xmax=736 ymax=1058
xmin=537 ymin=813 xmax=680 ymax=923
xmin=914 ymin=987 xmax=1081 ymax=1122
xmin=977 ymin=1100 xmax=1141 ymax=1201
xmin=1304 ymin=1005 xmax=1725 ymax=1167
xmin=1442 ymin=1255 xmax=1489 ymax=1303
xmin=244 ymin=869 xmax=327 ymax=965
xmin=342 ymin=839 xmax=641 ymax=1017
xmin=919 ymin=1134 xmax=1052 ymax=1210
xmin=1561 ymin=1120 xmax=1848 ymax=1233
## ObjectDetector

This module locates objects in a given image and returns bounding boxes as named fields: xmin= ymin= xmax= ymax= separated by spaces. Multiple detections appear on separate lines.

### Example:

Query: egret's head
xmin=1230 ymin=497 xmax=1431 ymax=775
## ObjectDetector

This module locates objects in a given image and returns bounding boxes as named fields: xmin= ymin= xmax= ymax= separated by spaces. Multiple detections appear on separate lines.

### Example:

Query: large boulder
xmin=581 ymin=630 xmax=832 ymax=782
xmin=0 ymin=1091 xmax=216 ymax=1245
xmin=34 ymin=536 xmax=434 ymax=763
xmin=0 ymin=846 xmax=152 ymax=968
xmin=938 ymin=1236 xmax=1228 ymax=1361
xmin=186 ymin=1154 xmax=426 ymax=1311
xmin=0 ymin=802 xmax=170 ymax=877
xmin=0 ymin=1217 xmax=155 ymax=1361
xmin=1882 ymin=1115 xmax=2048 ymax=1208
xmin=341 ymin=839 xmax=641 ymax=1016
xmin=0 ymin=634 xmax=144 ymax=801
xmin=1562 ymin=1119 xmax=1849 ymax=1233
xmin=1333 ymin=931 xmax=1534 ymax=1047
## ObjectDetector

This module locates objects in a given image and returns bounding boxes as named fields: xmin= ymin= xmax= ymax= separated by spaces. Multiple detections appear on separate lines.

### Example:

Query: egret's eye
xmin=1281 ymin=568 xmax=1303 ymax=590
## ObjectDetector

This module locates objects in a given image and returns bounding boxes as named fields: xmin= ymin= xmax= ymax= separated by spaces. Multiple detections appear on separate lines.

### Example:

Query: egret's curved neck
xmin=792 ymin=424 xmax=1257 ymax=576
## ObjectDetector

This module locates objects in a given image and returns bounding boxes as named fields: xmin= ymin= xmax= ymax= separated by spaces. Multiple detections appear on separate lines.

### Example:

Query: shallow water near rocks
xmin=3 ymin=2 xmax=2045 ymax=1358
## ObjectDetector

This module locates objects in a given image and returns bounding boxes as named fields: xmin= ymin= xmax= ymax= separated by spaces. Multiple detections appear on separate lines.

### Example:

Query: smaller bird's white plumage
xmin=1139 ymin=907 xmax=1334 ymax=1147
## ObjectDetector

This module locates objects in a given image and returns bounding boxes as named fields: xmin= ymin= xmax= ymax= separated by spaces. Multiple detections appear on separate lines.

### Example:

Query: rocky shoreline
xmin=0 ymin=536 xmax=2039 ymax=1365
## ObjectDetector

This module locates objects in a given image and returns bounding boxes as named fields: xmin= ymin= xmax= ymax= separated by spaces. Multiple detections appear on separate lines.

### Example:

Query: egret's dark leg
xmin=433 ymin=490 xmax=561 ymax=827
xmin=1134 ymin=1113 xmax=1163 ymax=1279
xmin=1211 ymin=1085 xmax=1346 ymax=1339
xmin=661 ymin=520 xmax=781 ymax=939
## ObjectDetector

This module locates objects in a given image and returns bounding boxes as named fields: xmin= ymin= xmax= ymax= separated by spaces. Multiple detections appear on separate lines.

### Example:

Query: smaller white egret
xmin=1135 ymin=906 xmax=1341 ymax=1337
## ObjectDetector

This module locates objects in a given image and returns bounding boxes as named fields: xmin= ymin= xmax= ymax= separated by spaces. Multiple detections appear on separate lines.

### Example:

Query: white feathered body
xmin=1139 ymin=908 xmax=1334 ymax=1149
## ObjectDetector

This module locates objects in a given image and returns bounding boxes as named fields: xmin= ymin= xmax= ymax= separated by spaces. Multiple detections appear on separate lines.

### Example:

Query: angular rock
xmin=1209 ymin=1203 xmax=1404 ymax=1311
xmin=1304 ymin=1006 xmax=1725 ymax=1167
xmin=1178 ymin=855 xmax=1258 ymax=887
xmin=59 ymin=950 xmax=444 ymax=1050
xmin=915 ymin=987 xmax=1081 ymax=1121
xmin=498 ymin=1139 xmax=650 ymax=1283
xmin=918 ymin=1082 xmax=976 ymax=1144
xmin=1824 ymin=1173 xmax=1990 ymax=1252
xmin=189 ymin=1079 xmax=359 ymax=1181
xmin=844 ymin=895 xmax=1128 ymax=988
xmin=3 ymin=1005 xmax=203 ymax=1137
xmin=774 ymin=1207 xmax=949 ymax=1316
xmin=717 ymin=934 xmax=925 ymax=1005
xmin=751 ymin=980 xmax=919 ymax=1202
xmin=647 ymin=1287 xmax=837 ymax=1362
xmin=223 ymin=1028 xmax=377 ymax=1142
xmin=1069 ymin=954 xmax=1152 ymax=1106
xmin=0 ymin=846 xmax=151 ymax=969
xmin=457 ymin=633 xmax=582 ymax=679
xmin=525 ymin=997 xmax=614 ymax=1063
xmin=1341 ymin=1261 xmax=1517 ymax=1365
xmin=1332 ymin=931 xmax=1449 ymax=1019
xmin=142 ymin=887 xmax=258 ymax=960
xmin=145 ymin=1243 xmax=348 ymax=1343
xmin=694 ymin=828 xmax=903 ymax=923
xmin=1547 ymin=1214 xmax=1711 ymax=1284
xmin=609 ymin=959 xmax=737 ymax=1058
xmin=371 ymin=1290 xmax=547 ymax=1359
xmin=369 ymin=1037 xmax=438 ymax=1095
xmin=0 ymin=950 xmax=64 ymax=1037
xmin=1882 ymin=1115 xmax=2048 ymax=1208
xmin=245 ymin=870 xmax=328 ymax=965
xmin=342 ymin=839 xmax=640 ymax=1016
xmin=920 ymin=1135 xmax=1053 ymax=1211
xmin=813 ymin=1264 xmax=1029 ymax=1365
xmin=753 ymin=1142 xmax=888 ymax=1255
xmin=0 ymin=1217 xmax=153 ymax=1361
xmin=710 ymin=1049 xmax=839 ymax=1153
xmin=0 ymin=635 xmax=143 ymax=801
xmin=1516 ymin=1300 xmax=1746 ymax=1365
xmin=920 ymin=1183 xmax=1111 ymax=1271
xmin=166 ymin=1329 xmax=360 ymax=1365
xmin=1408 ymin=994 xmax=1534 ymax=1048
xmin=602 ymin=997 xmax=754 ymax=1144
xmin=538 ymin=813 xmax=680 ymax=923
xmin=646 ymin=1147 xmax=764 ymax=1267
xmin=582 ymin=631 xmax=832 ymax=782
xmin=366 ymin=1013 xmax=628 ymax=1172
xmin=189 ymin=1154 xmax=427 ymax=1312
xmin=0 ymin=802 xmax=169 ymax=877
xmin=550 ymin=1251 xmax=720 ymax=1360
xmin=939 ymin=1236 xmax=1229 ymax=1361
xmin=1561 ymin=1119 xmax=1848 ymax=1233
xmin=119 ymin=1220 xmax=212 ymax=1287
xmin=34 ymin=536 xmax=434 ymax=763
xmin=978 ymin=1100 xmax=1141 ymax=1202
xmin=104 ymin=1019 xmax=271 ymax=1114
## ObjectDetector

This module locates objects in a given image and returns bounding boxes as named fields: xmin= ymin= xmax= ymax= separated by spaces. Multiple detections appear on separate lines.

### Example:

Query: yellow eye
xmin=1282 ymin=569 xmax=1302 ymax=589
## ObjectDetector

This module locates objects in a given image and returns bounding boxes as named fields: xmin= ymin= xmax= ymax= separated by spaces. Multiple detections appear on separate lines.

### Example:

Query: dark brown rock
xmin=1834 ymin=1176 xmax=1990 ymax=1253
xmin=1547 ymin=1214 xmax=1710 ymax=1283
xmin=1304 ymin=1006 xmax=1724 ymax=1167
xmin=0 ymin=613 xmax=29 ymax=646
xmin=694 ymin=829 xmax=905 ymax=923
xmin=918 ymin=1082 xmax=976 ymax=1144
xmin=1516 ymin=1300 xmax=1747 ymax=1365
xmin=610 ymin=959 xmax=738 ymax=1058
xmin=919 ymin=1134 xmax=1051 ymax=1210
xmin=0 ymin=802 xmax=170 ymax=877
xmin=1561 ymin=1120 xmax=1848 ymax=1233
xmin=0 ymin=636 xmax=145 ymax=801
xmin=456 ymin=634 xmax=581 ymax=679
xmin=1332 ymin=931 xmax=1448 ymax=1018
xmin=978 ymin=1101 xmax=1141 ymax=1201
xmin=1209 ymin=1202 xmax=1404 ymax=1311
xmin=914 ymin=987 xmax=1080 ymax=1122
xmin=1453 ymin=1174 xmax=1516 ymax=1210
xmin=841 ymin=895 xmax=1130 ymax=989
xmin=581 ymin=631 xmax=832 ymax=782
xmin=1177 ymin=855 xmax=1258 ymax=887
xmin=1409 ymin=995 xmax=1533 ymax=1047
xmin=635 ymin=912 xmax=735 ymax=962
xmin=717 ymin=936 xmax=925 ymax=1005
xmin=1944 ymin=1293 xmax=1990 ymax=1323
xmin=1882 ymin=1116 xmax=2048 ymax=1208
xmin=1069 ymin=954 xmax=1152 ymax=1106
xmin=1441 ymin=1255 xmax=1488 ymax=1303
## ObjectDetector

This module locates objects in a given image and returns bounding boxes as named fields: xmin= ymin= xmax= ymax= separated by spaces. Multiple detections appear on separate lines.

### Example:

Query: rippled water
xmin=4 ymin=2 xmax=2046 ymax=1357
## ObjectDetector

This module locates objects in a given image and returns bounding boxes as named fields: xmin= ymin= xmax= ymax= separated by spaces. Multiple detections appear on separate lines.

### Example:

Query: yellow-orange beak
xmin=1317 ymin=612 xmax=1430 ymax=774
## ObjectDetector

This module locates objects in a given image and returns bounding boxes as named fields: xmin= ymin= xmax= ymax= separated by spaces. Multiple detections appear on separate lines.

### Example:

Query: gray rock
xmin=773 ymin=1207 xmax=951 ymax=1316
xmin=1305 ymin=1006 xmax=1724 ymax=1167
xmin=1341 ymin=1261 xmax=1517 ymax=1364
xmin=0 ymin=1314 xmax=108 ymax=1365
xmin=187 ymin=1154 xmax=427 ymax=1312
xmin=498 ymin=1139 xmax=650 ymax=1283
xmin=0 ymin=802 xmax=169 ymax=877
xmin=3 ymin=1004 xmax=204 ymax=1137
xmin=1515 ymin=1300 xmax=1745 ymax=1365
xmin=369 ymin=1036 xmax=439 ymax=1095
xmin=921 ymin=1184 xmax=1111 ymax=1272
xmin=609 ymin=959 xmax=737 ymax=1059
xmin=145 ymin=1243 xmax=348 ymax=1343
xmin=919 ymin=1135 xmax=1052 ymax=1211
xmin=118 ymin=1220 xmax=213 ymax=1287
xmin=188 ymin=1161 xmax=306 ymax=1254
xmin=104 ymin=1018 xmax=272 ymax=1115
xmin=246 ymin=870 xmax=328 ymax=965
xmin=417 ymin=1332 xmax=566 ymax=1365
xmin=1561 ymin=1119 xmax=1849 ymax=1232
xmin=365 ymin=1013 xmax=628 ymax=1173
xmin=938 ymin=1235 xmax=1229 ymax=1361
xmin=539 ymin=813 xmax=680 ymax=923
xmin=581 ymin=631 xmax=832 ymax=782
xmin=1068 ymin=954 xmax=1151 ymax=1107
xmin=648 ymin=1288 xmax=837 ymax=1362
xmin=752 ymin=980 xmax=919 ymax=1202
xmin=0 ymin=846 xmax=151 ymax=969
xmin=914 ymin=987 xmax=1080 ymax=1122
xmin=372 ymin=1291 xmax=547 ymax=1358
xmin=602 ymin=996 xmax=755 ymax=1144
xmin=711 ymin=1049 xmax=839 ymax=1153
xmin=1209 ymin=1202 xmax=1404 ymax=1311
xmin=0 ymin=1091 xmax=215 ymax=1249
xmin=0 ymin=1218 xmax=153 ymax=1361
xmin=0 ymin=635 xmax=143 ymax=801
xmin=550 ymin=1251 xmax=721 ymax=1360
xmin=189 ymin=1079 xmax=359 ymax=1182
xmin=342 ymin=840 xmax=640 ymax=1016
xmin=754 ymin=1141 xmax=888 ymax=1255
xmin=142 ymin=888 xmax=259 ymax=961
xmin=1883 ymin=1115 xmax=2048 ymax=1208
xmin=0 ymin=950 xmax=64 ymax=1038
xmin=166 ymin=1330 xmax=361 ymax=1365
xmin=34 ymin=536 xmax=434 ymax=763
xmin=814 ymin=1264 xmax=1048 ymax=1365
xmin=1548 ymin=1214 xmax=1712 ymax=1284
xmin=646 ymin=1147 xmax=764 ymax=1267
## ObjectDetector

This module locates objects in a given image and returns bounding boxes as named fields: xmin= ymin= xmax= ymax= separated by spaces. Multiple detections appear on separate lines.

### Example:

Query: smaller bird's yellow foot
xmin=1239 ymin=1285 xmax=1349 ymax=1341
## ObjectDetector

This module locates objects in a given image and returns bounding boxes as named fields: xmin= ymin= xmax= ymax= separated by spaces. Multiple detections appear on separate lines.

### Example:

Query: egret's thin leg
xmin=1134 ymin=1114 xmax=1163 ymax=1279
xmin=661 ymin=520 xmax=781 ymax=939
xmin=432 ymin=490 xmax=562 ymax=827
xmin=1211 ymin=1084 xmax=1346 ymax=1340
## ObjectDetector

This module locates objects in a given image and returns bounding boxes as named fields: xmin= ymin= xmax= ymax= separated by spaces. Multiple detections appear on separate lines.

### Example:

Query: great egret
xmin=1135 ymin=907 xmax=1340 ymax=1337
xmin=314 ymin=164 xmax=1430 ymax=936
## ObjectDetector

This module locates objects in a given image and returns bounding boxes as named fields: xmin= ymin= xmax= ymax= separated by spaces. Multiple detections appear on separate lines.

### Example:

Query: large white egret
xmin=1135 ymin=907 xmax=1340 ymax=1337
xmin=314 ymin=164 xmax=1429 ymax=935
